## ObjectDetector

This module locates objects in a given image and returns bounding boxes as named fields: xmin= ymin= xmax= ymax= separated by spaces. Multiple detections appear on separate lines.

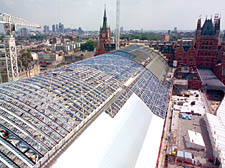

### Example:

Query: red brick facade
xmin=151 ymin=15 xmax=225 ymax=88
xmin=96 ymin=9 xmax=111 ymax=56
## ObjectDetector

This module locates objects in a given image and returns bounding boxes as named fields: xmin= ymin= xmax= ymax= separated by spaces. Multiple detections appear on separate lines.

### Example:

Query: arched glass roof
xmin=0 ymin=51 xmax=169 ymax=168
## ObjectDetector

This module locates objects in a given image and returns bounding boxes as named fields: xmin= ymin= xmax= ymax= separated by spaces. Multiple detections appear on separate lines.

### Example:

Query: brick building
xmin=150 ymin=15 xmax=225 ymax=89
xmin=96 ymin=8 xmax=115 ymax=56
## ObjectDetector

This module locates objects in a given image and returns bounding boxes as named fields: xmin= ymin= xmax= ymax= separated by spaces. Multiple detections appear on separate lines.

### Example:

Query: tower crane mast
xmin=0 ymin=13 xmax=41 ymax=82
xmin=116 ymin=0 xmax=120 ymax=50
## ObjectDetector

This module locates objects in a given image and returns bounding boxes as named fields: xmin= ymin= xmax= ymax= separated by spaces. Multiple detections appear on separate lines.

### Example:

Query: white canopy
xmin=53 ymin=93 xmax=165 ymax=168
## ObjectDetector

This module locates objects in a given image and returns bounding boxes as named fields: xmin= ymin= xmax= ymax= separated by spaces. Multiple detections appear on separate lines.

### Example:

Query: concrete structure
xmin=64 ymin=51 xmax=94 ymax=64
xmin=38 ymin=53 xmax=64 ymax=65
xmin=43 ymin=25 xmax=50 ymax=34
xmin=0 ymin=45 xmax=170 ymax=167
xmin=19 ymin=63 xmax=40 ymax=79
xmin=52 ymin=24 xmax=56 ymax=33
xmin=59 ymin=23 xmax=64 ymax=34
xmin=0 ymin=44 xmax=6 ymax=83
xmin=0 ymin=44 xmax=40 ymax=83
xmin=168 ymin=90 xmax=215 ymax=167
xmin=20 ymin=28 xmax=28 ymax=37
xmin=56 ymin=24 xmax=59 ymax=32
xmin=184 ymin=130 xmax=205 ymax=151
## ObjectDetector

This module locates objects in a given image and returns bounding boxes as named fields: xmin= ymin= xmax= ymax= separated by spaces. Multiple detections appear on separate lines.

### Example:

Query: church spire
xmin=102 ymin=5 xmax=107 ymax=31
xmin=104 ymin=4 xmax=106 ymax=18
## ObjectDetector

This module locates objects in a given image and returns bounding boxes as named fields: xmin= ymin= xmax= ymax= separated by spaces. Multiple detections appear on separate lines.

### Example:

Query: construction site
xmin=0 ymin=2 xmax=225 ymax=167
xmin=158 ymin=71 xmax=225 ymax=167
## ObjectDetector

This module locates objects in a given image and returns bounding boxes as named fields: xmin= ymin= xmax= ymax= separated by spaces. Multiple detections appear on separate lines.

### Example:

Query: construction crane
xmin=116 ymin=0 xmax=120 ymax=50
xmin=0 ymin=13 xmax=41 ymax=82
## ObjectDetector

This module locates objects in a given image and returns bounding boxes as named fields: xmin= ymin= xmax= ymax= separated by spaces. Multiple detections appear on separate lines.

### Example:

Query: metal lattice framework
xmin=116 ymin=0 xmax=120 ymax=50
xmin=0 ymin=51 xmax=170 ymax=167
xmin=0 ymin=13 xmax=40 ymax=82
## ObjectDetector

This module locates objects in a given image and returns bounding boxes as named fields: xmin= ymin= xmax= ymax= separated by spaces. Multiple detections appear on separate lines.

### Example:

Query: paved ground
xmin=157 ymin=68 xmax=175 ymax=168
xmin=166 ymin=90 xmax=216 ymax=167
xmin=176 ymin=115 xmax=213 ymax=164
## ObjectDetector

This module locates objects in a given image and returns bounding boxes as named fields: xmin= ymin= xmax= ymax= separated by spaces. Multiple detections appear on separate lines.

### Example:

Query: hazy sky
xmin=0 ymin=0 xmax=225 ymax=31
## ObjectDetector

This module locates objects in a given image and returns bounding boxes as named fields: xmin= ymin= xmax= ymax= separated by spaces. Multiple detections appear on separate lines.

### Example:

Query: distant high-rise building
xmin=62 ymin=24 xmax=64 ymax=33
xmin=223 ymin=30 xmax=225 ymax=42
xmin=78 ymin=27 xmax=83 ymax=33
xmin=56 ymin=24 xmax=59 ymax=32
xmin=120 ymin=26 xmax=124 ymax=33
xmin=174 ymin=27 xmax=178 ymax=33
xmin=52 ymin=24 xmax=56 ymax=33
xmin=59 ymin=23 xmax=64 ymax=33
xmin=43 ymin=25 xmax=46 ymax=32
xmin=44 ymin=25 xmax=50 ymax=33
xmin=20 ymin=28 xmax=28 ymax=37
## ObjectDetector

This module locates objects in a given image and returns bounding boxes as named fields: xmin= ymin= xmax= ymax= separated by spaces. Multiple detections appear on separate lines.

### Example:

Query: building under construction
xmin=0 ymin=45 xmax=171 ymax=167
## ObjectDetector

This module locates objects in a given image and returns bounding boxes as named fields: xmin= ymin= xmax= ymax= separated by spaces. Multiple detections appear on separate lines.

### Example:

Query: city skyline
xmin=0 ymin=0 xmax=225 ymax=31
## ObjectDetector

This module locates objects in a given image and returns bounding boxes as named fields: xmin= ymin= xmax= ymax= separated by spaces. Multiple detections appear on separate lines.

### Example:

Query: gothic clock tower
xmin=96 ymin=7 xmax=111 ymax=55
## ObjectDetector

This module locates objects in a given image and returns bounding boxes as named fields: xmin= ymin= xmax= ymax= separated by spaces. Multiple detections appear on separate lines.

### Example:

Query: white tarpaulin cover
xmin=206 ymin=97 xmax=225 ymax=167
xmin=53 ymin=93 xmax=165 ymax=168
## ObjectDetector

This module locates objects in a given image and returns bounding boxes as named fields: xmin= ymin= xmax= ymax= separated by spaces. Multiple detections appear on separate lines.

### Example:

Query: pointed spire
xmin=197 ymin=18 xmax=201 ymax=30
xmin=102 ymin=5 xmax=107 ymax=31
xmin=104 ymin=4 xmax=106 ymax=18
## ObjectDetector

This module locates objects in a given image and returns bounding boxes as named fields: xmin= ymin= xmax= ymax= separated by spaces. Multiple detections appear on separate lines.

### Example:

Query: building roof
xmin=114 ymin=45 xmax=169 ymax=83
xmin=187 ymin=130 xmax=205 ymax=147
xmin=53 ymin=94 xmax=164 ymax=168
xmin=198 ymin=68 xmax=225 ymax=92
xmin=201 ymin=19 xmax=216 ymax=36
xmin=0 ymin=47 xmax=169 ymax=167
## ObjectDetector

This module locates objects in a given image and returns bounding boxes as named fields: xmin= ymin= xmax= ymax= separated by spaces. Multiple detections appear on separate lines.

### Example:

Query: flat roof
xmin=174 ymin=79 xmax=188 ymax=86
xmin=172 ymin=90 xmax=206 ymax=115
xmin=188 ymin=130 xmax=205 ymax=147
xmin=198 ymin=69 xmax=225 ymax=92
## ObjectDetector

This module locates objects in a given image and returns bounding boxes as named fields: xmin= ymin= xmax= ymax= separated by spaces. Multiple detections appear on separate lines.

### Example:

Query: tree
xmin=20 ymin=52 xmax=33 ymax=68
xmin=0 ymin=35 xmax=4 ymax=41
xmin=120 ymin=33 xmax=162 ymax=41
xmin=30 ymin=34 xmax=47 ymax=41
xmin=80 ymin=40 xmax=97 ymax=51
xmin=170 ymin=35 xmax=178 ymax=41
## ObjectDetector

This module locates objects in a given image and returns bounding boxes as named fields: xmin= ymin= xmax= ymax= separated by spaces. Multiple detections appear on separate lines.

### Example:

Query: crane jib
xmin=0 ymin=12 xmax=41 ymax=82
xmin=0 ymin=13 xmax=41 ymax=29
